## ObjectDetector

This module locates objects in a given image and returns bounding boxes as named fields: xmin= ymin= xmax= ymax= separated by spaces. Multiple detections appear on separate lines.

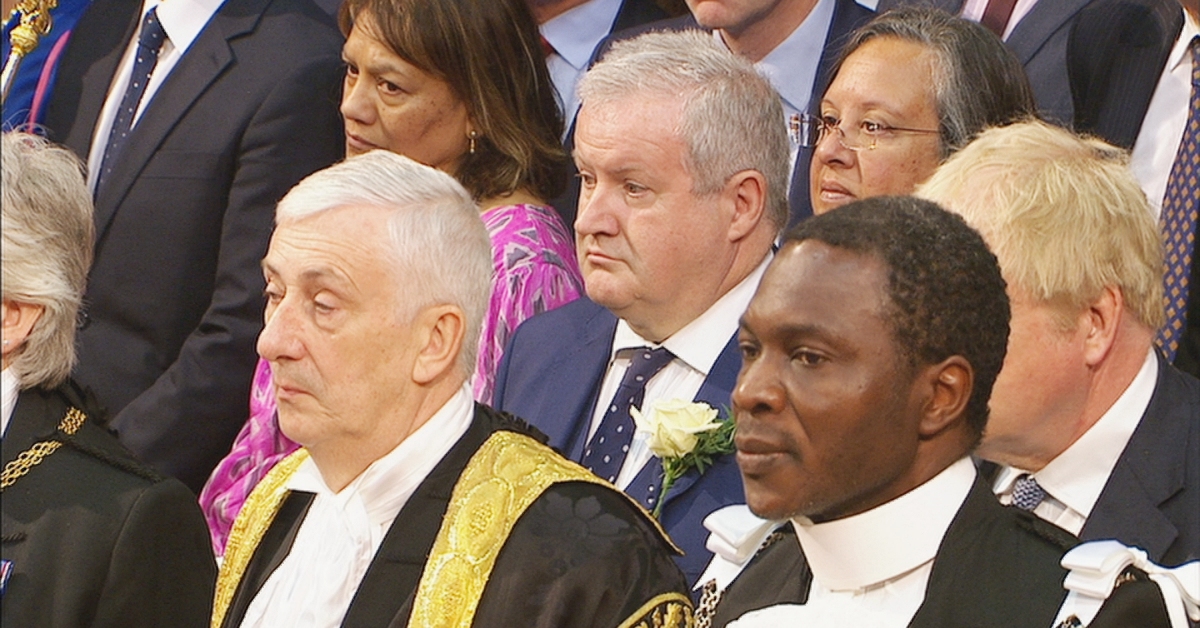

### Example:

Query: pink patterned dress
xmin=197 ymin=203 xmax=582 ymax=555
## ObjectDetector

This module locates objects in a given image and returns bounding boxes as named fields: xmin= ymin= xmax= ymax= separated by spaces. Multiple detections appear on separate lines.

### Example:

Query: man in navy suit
xmin=42 ymin=0 xmax=344 ymax=491
xmin=919 ymin=120 xmax=1200 ymax=568
xmin=493 ymin=29 xmax=789 ymax=584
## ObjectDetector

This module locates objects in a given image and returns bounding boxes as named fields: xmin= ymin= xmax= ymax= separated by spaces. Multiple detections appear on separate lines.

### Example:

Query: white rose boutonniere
xmin=631 ymin=399 xmax=736 ymax=518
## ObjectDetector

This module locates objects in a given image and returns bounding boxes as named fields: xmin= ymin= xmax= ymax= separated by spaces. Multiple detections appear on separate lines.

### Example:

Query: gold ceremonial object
xmin=1 ymin=0 xmax=60 ymax=105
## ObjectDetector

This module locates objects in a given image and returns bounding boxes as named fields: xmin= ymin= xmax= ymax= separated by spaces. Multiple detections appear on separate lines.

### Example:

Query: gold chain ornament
xmin=0 ymin=406 xmax=86 ymax=490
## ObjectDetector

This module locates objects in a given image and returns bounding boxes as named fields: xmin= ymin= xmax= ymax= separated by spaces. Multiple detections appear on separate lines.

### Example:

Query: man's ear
xmin=2 ymin=299 xmax=45 ymax=362
xmin=411 ymin=304 xmax=466 ymax=385
xmin=725 ymin=169 xmax=768 ymax=242
xmin=1081 ymin=285 xmax=1122 ymax=368
xmin=917 ymin=355 xmax=973 ymax=438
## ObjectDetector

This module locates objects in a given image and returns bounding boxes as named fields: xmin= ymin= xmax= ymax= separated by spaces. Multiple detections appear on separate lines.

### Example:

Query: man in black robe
xmin=213 ymin=151 xmax=690 ymax=628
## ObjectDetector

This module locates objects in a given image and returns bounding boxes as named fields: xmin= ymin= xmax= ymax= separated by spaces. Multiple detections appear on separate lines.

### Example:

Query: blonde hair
xmin=918 ymin=120 xmax=1163 ymax=330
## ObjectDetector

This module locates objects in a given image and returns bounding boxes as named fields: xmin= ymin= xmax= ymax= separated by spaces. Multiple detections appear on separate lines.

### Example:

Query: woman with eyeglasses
xmin=805 ymin=7 xmax=1037 ymax=215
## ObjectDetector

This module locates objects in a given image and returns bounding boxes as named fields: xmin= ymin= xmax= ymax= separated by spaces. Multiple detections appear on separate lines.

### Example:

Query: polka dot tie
xmin=581 ymin=346 xmax=675 ymax=484
xmin=1155 ymin=36 xmax=1200 ymax=362
xmin=96 ymin=7 xmax=167 ymax=195
xmin=1012 ymin=474 xmax=1046 ymax=512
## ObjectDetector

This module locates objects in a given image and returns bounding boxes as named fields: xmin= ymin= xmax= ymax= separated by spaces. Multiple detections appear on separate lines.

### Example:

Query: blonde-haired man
xmin=918 ymin=120 xmax=1199 ymax=568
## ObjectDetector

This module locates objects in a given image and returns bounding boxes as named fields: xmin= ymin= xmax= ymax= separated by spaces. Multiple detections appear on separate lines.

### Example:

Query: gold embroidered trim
xmin=408 ymin=430 xmax=616 ymax=627
xmin=617 ymin=592 xmax=695 ymax=628
xmin=210 ymin=449 xmax=310 ymax=628
xmin=0 ymin=407 xmax=86 ymax=491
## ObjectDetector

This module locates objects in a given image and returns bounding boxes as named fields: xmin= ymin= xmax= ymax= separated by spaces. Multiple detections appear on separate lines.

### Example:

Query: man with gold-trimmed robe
xmin=211 ymin=151 xmax=692 ymax=628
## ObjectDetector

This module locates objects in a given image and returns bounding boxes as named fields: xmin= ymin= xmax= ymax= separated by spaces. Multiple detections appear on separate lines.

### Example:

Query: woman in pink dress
xmin=198 ymin=0 xmax=582 ymax=555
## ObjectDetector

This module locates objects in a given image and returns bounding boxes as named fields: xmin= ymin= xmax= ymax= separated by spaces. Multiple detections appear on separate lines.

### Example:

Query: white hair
xmin=579 ymin=29 xmax=791 ymax=230
xmin=276 ymin=150 xmax=493 ymax=373
xmin=1 ymin=132 xmax=95 ymax=389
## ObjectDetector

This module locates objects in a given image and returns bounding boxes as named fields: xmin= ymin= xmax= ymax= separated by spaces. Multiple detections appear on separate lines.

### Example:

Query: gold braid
xmin=0 ymin=406 xmax=86 ymax=491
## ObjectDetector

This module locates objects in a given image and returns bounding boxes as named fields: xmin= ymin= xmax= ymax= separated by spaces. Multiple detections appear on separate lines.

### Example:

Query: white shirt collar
xmin=1 ymin=367 xmax=19 ymax=437
xmin=1168 ymin=11 xmax=1200 ymax=74
xmin=612 ymin=254 xmax=772 ymax=375
xmin=994 ymin=348 xmax=1157 ymax=522
xmin=749 ymin=0 xmax=835 ymax=115
xmin=141 ymin=0 xmax=226 ymax=58
xmin=791 ymin=457 xmax=977 ymax=592
xmin=541 ymin=0 xmax=624 ymax=71
xmin=287 ymin=383 xmax=475 ymax=530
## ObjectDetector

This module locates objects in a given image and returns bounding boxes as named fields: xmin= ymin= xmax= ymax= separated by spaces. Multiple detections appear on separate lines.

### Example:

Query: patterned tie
xmin=1156 ymin=37 xmax=1200 ymax=362
xmin=1012 ymin=474 xmax=1046 ymax=512
xmin=581 ymin=346 xmax=675 ymax=483
xmin=96 ymin=7 xmax=167 ymax=194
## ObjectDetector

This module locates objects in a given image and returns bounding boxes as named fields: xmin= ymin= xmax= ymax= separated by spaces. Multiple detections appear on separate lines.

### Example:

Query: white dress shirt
xmin=1131 ymin=11 xmax=1198 ymax=219
xmin=727 ymin=457 xmax=977 ymax=627
xmin=993 ymin=348 xmax=1158 ymax=535
xmin=238 ymin=385 xmax=474 ymax=628
xmin=541 ymin=0 xmax=624 ymax=139
xmin=1 ymin=367 xmax=19 ymax=436
xmin=960 ymin=0 xmax=1041 ymax=39
xmin=588 ymin=255 xmax=771 ymax=490
xmin=86 ymin=0 xmax=226 ymax=191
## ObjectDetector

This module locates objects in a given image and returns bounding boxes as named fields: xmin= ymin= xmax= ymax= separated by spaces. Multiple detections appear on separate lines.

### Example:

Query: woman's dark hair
xmin=833 ymin=6 xmax=1037 ymax=159
xmin=339 ymin=0 xmax=568 ymax=202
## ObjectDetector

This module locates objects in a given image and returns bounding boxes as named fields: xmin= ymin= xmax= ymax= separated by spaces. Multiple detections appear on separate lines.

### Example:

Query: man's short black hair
xmin=785 ymin=196 xmax=1009 ymax=442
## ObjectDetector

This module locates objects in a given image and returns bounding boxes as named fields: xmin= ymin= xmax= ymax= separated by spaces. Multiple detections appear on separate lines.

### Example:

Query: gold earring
xmin=468 ymin=130 xmax=478 ymax=155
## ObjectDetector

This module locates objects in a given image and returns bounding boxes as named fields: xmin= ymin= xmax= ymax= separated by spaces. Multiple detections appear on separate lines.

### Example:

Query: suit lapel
xmin=540 ymin=303 xmax=618 ymax=461
xmin=92 ymin=0 xmax=269 ymax=238
xmin=1004 ymin=0 xmax=1092 ymax=64
xmin=1080 ymin=357 xmax=1190 ymax=561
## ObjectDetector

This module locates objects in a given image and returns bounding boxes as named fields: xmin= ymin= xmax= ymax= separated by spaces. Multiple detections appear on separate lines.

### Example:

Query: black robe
xmin=217 ymin=404 xmax=691 ymax=627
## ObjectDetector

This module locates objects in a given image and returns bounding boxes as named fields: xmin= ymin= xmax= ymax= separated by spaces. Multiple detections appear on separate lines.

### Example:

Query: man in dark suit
xmin=493 ymin=30 xmax=788 ymax=585
xmin=920 ymin=120 xmax=1200 ymax=568
xmin=707 ymin=196 xmax=1082 ymax=627
xmin=213 ymin=151 xmax=690 ymax=628
xmin=552 ymin=0 xmax=874 ymax=227
xmin=1069 ymin=0 xmax=1198 ymax=378
xmin=878 ymin=0 xmax=1099 ymax=127
xmin=42 ymin=0 xmax=345 ymax=492
xmin=1 ymin=131 xmax=215 ymax=628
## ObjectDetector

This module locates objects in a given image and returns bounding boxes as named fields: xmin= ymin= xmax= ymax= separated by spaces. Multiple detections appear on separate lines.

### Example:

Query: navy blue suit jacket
xmin=494 ymin=298 xmax=746 ymax=584
xmin=1081 ymin=355 xmax=1200 ymax=567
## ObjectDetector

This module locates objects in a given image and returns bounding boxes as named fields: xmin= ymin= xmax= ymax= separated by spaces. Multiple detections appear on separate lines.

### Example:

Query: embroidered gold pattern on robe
xmin=407 ymin=430 xmax=616 ymax=627
xmin=618 ymin=592 xmax=695 ymax=628
xmin=211 ymin=449 xmax=311 ymax=628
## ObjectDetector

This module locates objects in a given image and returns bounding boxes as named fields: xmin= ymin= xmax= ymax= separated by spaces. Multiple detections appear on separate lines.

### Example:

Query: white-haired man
xmin=213 ymin=151 xmax=691 ymax=628
xmin=919 ymin=120 xmax=1199 ymax=569
xmin=494 ymin=30 xmax=788 ymax=584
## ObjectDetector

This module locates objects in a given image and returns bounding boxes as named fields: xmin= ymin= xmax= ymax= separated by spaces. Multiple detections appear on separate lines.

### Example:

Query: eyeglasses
xmin=789 ymin=113 xmax=940 ymax=151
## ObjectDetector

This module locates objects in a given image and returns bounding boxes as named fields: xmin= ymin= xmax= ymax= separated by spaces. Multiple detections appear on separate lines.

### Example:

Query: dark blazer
xmin=1 ymin=383 xmax=216 ymax=628
xmin=1068 ymin=0 xmax=1182 ymax=149
xmin=1081 ymin=356 xmax=1200 ymax=567
xmin=712 ymin=474 xmax=1079 ymax=627
xmin=219 ymin=404 xmax=689 ymax=628
xmin=551 ymin=0 xmax=874 ymax=228
xmin=43 ymin=0 xmax=344 ymax=491
xmin=493 ymin=297 xmax=746 ymax=584
xmin=878 ymin=0 xmax=1099 ymax=126
xmin=1068 ymin=0 xmax=1199 ymax=379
